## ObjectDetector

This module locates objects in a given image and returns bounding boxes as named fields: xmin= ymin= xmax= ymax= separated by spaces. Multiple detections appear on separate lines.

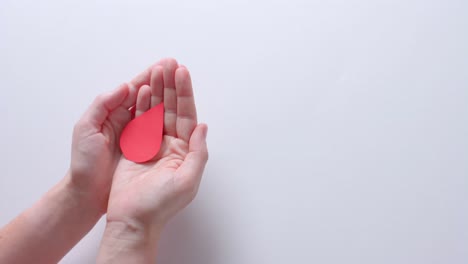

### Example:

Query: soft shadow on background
xmin=157 ymin=205 xmax=220 ymax=263
xmin=156 ymin=166 xmax=223 ymax=264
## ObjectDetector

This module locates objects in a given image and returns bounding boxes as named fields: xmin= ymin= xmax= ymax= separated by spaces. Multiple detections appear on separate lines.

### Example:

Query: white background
xmin=1 ymin=0 xmax=467 ymax=263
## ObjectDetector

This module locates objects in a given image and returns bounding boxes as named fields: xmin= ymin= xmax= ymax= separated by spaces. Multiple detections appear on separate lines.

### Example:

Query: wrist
xmin=65 ymin=170 xmax=108 ymax=215
xmin=97 ymin=220 xmax=162 ymax=264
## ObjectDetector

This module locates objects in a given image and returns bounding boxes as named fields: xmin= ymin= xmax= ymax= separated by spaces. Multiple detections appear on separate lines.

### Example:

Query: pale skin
xmin=0 ymin=58 xmax=208 ymax=264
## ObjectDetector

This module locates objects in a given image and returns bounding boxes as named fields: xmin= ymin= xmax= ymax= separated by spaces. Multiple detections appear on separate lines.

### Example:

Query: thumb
xmin=189 ymin=123 xmax=208 ymax=156
xmin=175 ymin=123 xmax=209 ymax=192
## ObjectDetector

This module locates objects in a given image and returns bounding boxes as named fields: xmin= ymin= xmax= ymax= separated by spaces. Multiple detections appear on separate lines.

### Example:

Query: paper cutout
xmin=120 ymin=103 xmax=164 ymax=163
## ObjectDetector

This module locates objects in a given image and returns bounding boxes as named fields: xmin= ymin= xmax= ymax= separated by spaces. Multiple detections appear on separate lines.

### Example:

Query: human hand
xmin=69 ymin=82 xmax=137 ymax=213
xmin=0 ymin=61 xmax=167 ymax=264
xmin=68 ymin=58 xmax=173 ymax=212
xmin=105 ymin=59 xmax=209 ymax=231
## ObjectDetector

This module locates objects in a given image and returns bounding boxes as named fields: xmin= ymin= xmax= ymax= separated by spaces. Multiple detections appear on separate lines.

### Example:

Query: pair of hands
xmin=69 ymin=58 xmax=208 ymax=230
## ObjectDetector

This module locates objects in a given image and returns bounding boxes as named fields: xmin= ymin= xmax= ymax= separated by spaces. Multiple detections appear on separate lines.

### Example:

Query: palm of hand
xmin=106 ymin=59 xmax=208 ymax=226
xmin=107 ymin=135 xmax=190 ymax=224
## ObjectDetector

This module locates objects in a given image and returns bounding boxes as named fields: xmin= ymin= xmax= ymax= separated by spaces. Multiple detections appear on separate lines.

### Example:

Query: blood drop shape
xmin=120 ymin=103 xmax=164 ymax=163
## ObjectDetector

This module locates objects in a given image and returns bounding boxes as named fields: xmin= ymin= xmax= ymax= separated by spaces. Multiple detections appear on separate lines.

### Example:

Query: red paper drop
xmin=120 ymin=103 xmax=164 ymax=163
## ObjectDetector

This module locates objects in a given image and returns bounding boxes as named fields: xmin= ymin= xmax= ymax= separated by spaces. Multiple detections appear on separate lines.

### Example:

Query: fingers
xmin=175 ymin=66 xmax=198 ymax=142
xmin=130 ymin=60 xmax=164 ymax=88
xmin=150 ymin=65 xmax=164 ymax=107
xmin=135 ymin=85 xmax=151 ymax=117
xmin=129 ymin=59 xmax=199 ymax=143
xmin=83 ymin=83 xmax=129 ymax=127
xmin=129 ymin=58 xmax=174 ymax=105
xmin=162 ymin=59 xmax=179 ymax=136
xmin=130 ymin=67 xmax=151 ymax=89
xmin=175 ymin=124 xmax=209 ymax=196
xmin=121 ymin=83 xmax=139 ymax=109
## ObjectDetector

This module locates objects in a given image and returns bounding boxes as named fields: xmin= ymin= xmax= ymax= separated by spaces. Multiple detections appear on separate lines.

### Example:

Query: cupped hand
xmin=69 ymin=59 xmax=172 ymax=212
xmin=69 ymin=82 xmax=137 ymax=212
xmin=106 ymin=59 xmax=209 ymax=229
